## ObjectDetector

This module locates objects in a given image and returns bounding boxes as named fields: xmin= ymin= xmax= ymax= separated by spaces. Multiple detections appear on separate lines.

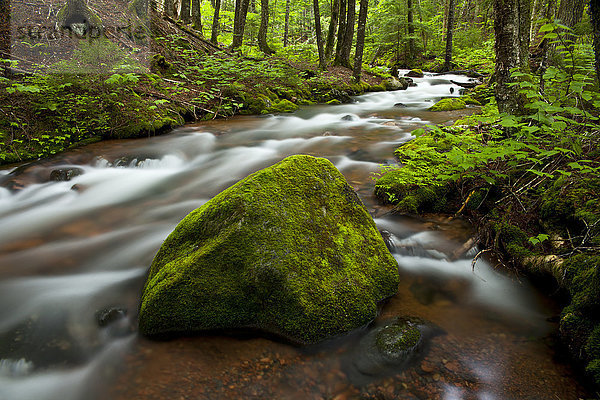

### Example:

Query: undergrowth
xmin=375 ymin=23 xmax=600 ymax=387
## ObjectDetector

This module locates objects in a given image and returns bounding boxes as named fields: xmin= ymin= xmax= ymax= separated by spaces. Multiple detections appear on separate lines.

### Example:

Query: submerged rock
xmin=50 ymin=167 xmax=83 ymax=181
xmin=346 ymin=316 xmax=443 ymax=385
xmin=138 ymin=155 xmax=399 ymax=344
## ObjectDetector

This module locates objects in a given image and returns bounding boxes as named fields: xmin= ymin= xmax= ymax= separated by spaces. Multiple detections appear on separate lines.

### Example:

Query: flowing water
xmin=0 ymin=73 xmax=591 ymax=400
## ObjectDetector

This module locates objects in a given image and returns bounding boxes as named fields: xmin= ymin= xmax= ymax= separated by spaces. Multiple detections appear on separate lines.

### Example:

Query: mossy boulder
xmin=264 ymin=99 xmax=298 ymax=114
xmin=428 ymin=97 xmax=467 ymax=111
xmin=138 ymin=155 xmax=399 ymax=344
xmin=368 ymin=84 xmax=386 ymax=92
xmin=406 ymin=69 xmax=424 ymax=78
xmin=383 ymin=77 xmax=409 ymax=91
xmin=244 ymin=95 xmax=272 ymax=114
xmin=462 ymin=95 xmax=482 ymax=106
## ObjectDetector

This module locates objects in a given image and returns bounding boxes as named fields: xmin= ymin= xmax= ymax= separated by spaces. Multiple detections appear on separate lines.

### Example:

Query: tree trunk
xmin=334 ymin=0 xmax=347 ymax=60
xmin=0 ymin=0 xmax=10 ymax=76
xmin=443 ymin=0 xmax=455 ymax=71
xmin=164 ymin=0 xmax=175 ymax=16
xmin=192 ymin=0 xmax=202 ymax=31
xmin=494 ymin=0 xmax=531 ymax=115
xmin=211 ymin=0 xmax=221 ymax=43
xmin=557 ymin=0 xmax=586 ymax=29
xmin=352 ymin=0 xmax=368 ymax=82
xmin=417 ymin=0 xmax=426 ymax=54
xmin=232 ymin=0 xmax=250 ymax=48
xmin=591 ymin=0 xmax=600 ymax=85
xmin=325 ymin=0 xmax=340 ymax=60
xmin=555 ymin=0 xmax=585 ymax=52
xmin=407 ymin=0 xmax=415 ymax=62
xmin=258 ymin=0 xmax=274 ymax=53
xmin=314 ymin=0 xmax=326 ymax=68
xmin=529 ymin=0 xmax=540 ymax=41
xmin=284 ymin=0 xmax=290 ymax=46
xmin=336 ymin=0 xmax=355 ymax=68
xmin=181 ymin=0 xmax=192 ymax=23
xmin=58 ymin=0 xmax=102 ymax=35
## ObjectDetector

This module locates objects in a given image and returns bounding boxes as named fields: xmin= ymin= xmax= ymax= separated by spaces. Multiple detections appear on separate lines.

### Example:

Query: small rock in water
xmin=50 ymin=168 xmax=83 ymax=182
xmin=379 ymin=230 xmax=395 ymax=252
xmin=96 ymin=307 xmax=127 ymax=327
xmin=449 ymin=87 xmax=455 ymax=94
xmin=70 ymin=183 xmax=88 ymax=192
xmin=341 ymin=114 xmax=357 ymax=121
xmin=96 ymin=307 xmax=133 ymax=337
xmin=344 ymin=316 xmax=444 ymax=386
xmin=394 ymin=103 xmax=407 ymax=108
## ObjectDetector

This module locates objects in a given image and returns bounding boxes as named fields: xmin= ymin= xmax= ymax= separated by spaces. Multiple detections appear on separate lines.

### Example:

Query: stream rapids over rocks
xmin=0 ymin=72 xmax=592 ymax=399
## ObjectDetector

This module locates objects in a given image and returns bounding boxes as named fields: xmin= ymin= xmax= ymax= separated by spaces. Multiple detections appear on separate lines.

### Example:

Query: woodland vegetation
xmin=0 ymin=0 xmax=600 ymax=390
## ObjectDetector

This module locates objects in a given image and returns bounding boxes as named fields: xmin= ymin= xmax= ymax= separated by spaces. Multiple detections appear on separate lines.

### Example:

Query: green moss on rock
xmin=139 ymin=155 xmax=399 ymax=344
xmin=406 ymin=69 xmax=424 ymax=78
xmin=383 ymin=77 xmax=408 ymax=91
xmin=429 ymin=98 xmax=467 ymax=111
xmin=368 ymin=84 xmax=386 ymax=92
xmin=244 ymin=95 xmax=272 ymax=115
xmin=462 ymin=95 xmax=481 ymax=106
xmin=265 ymin=99 xmax=298 ymax=113
xmin=375 ymin=322 xmax=421 ymax=356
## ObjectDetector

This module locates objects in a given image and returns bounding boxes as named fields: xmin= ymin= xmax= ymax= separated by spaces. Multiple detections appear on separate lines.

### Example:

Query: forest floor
xmin=0 ymin=13 xmax=397 ymax=166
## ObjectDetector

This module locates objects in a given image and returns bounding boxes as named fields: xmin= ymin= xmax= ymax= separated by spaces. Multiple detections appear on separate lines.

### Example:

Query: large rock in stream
xmin=139 ymin=155 xmax=399 ymax=344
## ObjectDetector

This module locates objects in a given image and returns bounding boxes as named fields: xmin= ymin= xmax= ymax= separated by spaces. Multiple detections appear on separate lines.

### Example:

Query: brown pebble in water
xmin=421 ymin=360 xmax=436 ymax=373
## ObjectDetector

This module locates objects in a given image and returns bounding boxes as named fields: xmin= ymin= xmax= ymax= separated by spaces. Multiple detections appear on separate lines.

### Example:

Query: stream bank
xmin=0 ymin=15 xmax=404 ymax=166
xmin=375 ymin=84 xmax=600 ymax=390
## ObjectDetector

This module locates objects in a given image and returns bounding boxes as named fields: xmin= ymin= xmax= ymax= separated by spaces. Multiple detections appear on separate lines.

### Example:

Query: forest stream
xmin=0 ymin=72 xmax=593 ymax=399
